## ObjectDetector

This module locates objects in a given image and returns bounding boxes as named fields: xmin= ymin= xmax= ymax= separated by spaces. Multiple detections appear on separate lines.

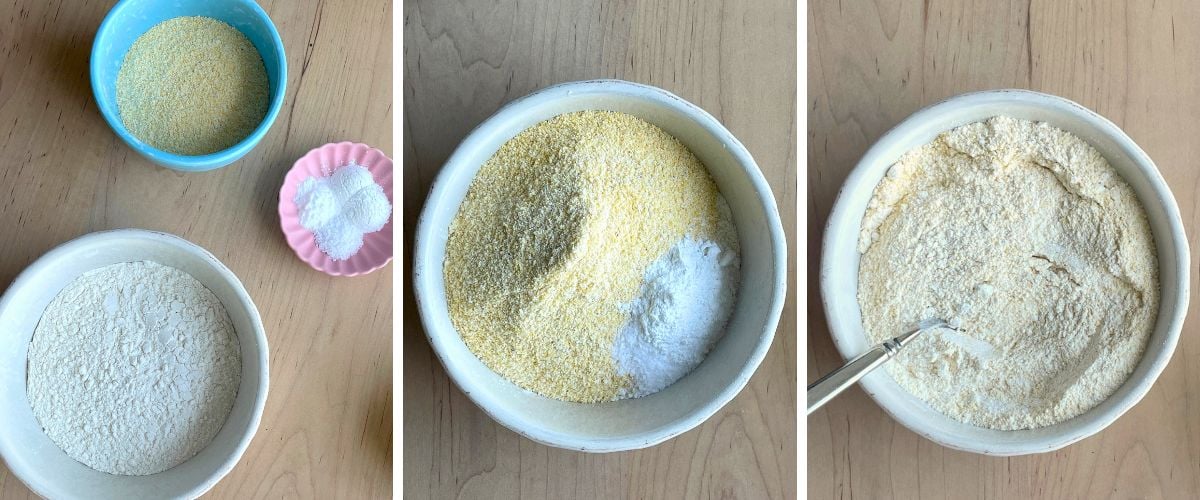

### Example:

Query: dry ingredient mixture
xmin=857 ymin=116 xmax=1158 ymax=430
xmin=27 ymin=261 xmax=241 ymax=476
xmin=444 ymin=110 xmax=739 ymax=403
xmin=117 ymin=16 xmax=268 ymax=156
xmin=294 ymin=162 xmax=392 ymax=260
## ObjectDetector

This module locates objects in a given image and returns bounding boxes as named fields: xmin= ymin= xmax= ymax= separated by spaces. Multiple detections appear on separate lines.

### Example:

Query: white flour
xmin=614 ymin=237 xmax=740 ymax=398
xmin=857 ymin=116 xmax=1159 ymax=430
xmin=27 ymin=261 xmax=241 ymax=476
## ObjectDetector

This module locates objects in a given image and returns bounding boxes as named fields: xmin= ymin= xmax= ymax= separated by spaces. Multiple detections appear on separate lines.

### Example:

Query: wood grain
xmin=403 ymin=0 xmax=797 ymax=498
xmin=809 ymin=0 xmax=1200 ymax=498
xmin=0 ymin=0 xmax=392 ymax=498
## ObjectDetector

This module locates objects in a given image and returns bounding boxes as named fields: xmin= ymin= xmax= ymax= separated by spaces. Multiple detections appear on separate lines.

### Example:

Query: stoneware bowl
xmin=820 ymin=89 xmax=1190 ymax=455
xmin=0 ymin=229 xmax=269 ymax=499
xmin=90 ymin=0 xmax=287 ymax=172
xmin=279 ymin=142 xmax=394 ymax=277
xmin=413 ymin=79 xmax=787 ymax=451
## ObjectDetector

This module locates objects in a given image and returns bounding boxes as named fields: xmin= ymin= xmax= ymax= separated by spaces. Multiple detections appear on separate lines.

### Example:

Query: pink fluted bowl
xmin=279 ymin=142 xmax=393 ymax=277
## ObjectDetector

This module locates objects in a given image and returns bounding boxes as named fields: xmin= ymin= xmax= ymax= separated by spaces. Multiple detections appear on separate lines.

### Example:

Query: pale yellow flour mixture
xmin=857 ymin=116 xmax=1158 ymax=430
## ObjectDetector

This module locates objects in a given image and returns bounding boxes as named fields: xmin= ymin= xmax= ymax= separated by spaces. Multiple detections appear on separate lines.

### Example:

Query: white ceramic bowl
xmin=0 ymin=229 xmax=269 ymax=498
xmin=820 ymin=89 xmax=1190 ymax=455
xmin=413 ymin=80 xmax=787 ymax=451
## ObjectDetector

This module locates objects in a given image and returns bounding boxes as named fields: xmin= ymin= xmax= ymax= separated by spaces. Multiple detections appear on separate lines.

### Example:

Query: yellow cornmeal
xmin=444 ymin=110 xmax=730 ymax=402
xmin=116 ymin=17 xmax=268 ymax=156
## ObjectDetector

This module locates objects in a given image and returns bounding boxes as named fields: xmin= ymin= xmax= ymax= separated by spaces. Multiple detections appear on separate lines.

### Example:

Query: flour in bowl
xmin=857 ymin=116 xmax=1158 ymax=430
xmin=27 ymin=261 xmax=241 ymax=475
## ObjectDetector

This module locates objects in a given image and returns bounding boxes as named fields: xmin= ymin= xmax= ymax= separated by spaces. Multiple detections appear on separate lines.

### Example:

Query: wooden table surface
xmin=403 ymin=0 xmax=796 ymax=498
xmin=0 ymin=1 xmax=392 ymax=498
xmin=809 ymin=0 xmax=1200 ymax=498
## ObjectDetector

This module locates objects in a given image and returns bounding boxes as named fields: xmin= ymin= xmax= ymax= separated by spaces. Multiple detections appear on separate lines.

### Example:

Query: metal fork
xmin=807 ymin=319 xmax=951 ymax=415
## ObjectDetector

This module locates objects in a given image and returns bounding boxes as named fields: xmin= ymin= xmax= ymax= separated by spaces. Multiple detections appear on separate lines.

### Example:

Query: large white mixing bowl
xmin=820 ymin=90 xmax=1190 ymax=455
xmin=413 ymin=80 xmax=787 ymax=451
xmin=0 ymin=229 xmax=268 ymax=498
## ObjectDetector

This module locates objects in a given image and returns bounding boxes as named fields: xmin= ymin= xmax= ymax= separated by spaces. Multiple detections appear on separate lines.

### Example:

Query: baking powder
xmin=295 ymin=162 xmax=392 ymax=261
xmin=613 ymin=236 xmax=740 ymax=398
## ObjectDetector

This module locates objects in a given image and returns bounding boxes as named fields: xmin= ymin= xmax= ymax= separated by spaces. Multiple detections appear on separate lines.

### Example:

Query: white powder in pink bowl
xmin=294 ymin=162 xmax=392 ymax=260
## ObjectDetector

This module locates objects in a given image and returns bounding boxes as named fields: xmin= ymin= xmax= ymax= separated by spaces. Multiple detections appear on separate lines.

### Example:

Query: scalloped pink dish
xmin=279 ymin=142 xmax=393 ymax=276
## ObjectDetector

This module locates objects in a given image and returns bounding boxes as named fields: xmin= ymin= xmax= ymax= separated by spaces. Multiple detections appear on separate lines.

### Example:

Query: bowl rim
xmin=411 ymin=79 xmax=788 ymax=451
xmin=818 ymin=88 xmax=1191 ymax=455
xmin=89 ymin=0 xmax=288 ymax=172
xmin=0 ymin=228 xmax=270 ymax=498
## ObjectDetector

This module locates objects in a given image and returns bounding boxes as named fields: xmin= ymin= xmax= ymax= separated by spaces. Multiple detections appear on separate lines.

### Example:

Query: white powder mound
xmin=314 ymin=214 xmax=365 ymax=260
xmin=342 ymin=183 xmax=391 ymax=232
xmin=613 ymin=237 xmax=740 ymax=398
xmin=296 ymin=178 xmax=339 ymax=230
xmin=294 ymin=162 xmax=391 ymax=261
xmin=857 ymin=116 xmax=1159 ymax=430
xmin=329 ymin=163 xmax=376 ymax=201
xmin=27 ymin=261 xmax=241 ymax=476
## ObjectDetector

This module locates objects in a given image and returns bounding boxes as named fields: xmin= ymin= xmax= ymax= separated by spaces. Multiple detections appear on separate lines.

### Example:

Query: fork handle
xmin=806 ymin=341 xmax=896 ymax=415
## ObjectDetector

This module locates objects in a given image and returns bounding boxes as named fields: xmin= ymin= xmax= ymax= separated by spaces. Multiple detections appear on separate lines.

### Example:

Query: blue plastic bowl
xmin=90 ymin=0 xmax=287 ymax=172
